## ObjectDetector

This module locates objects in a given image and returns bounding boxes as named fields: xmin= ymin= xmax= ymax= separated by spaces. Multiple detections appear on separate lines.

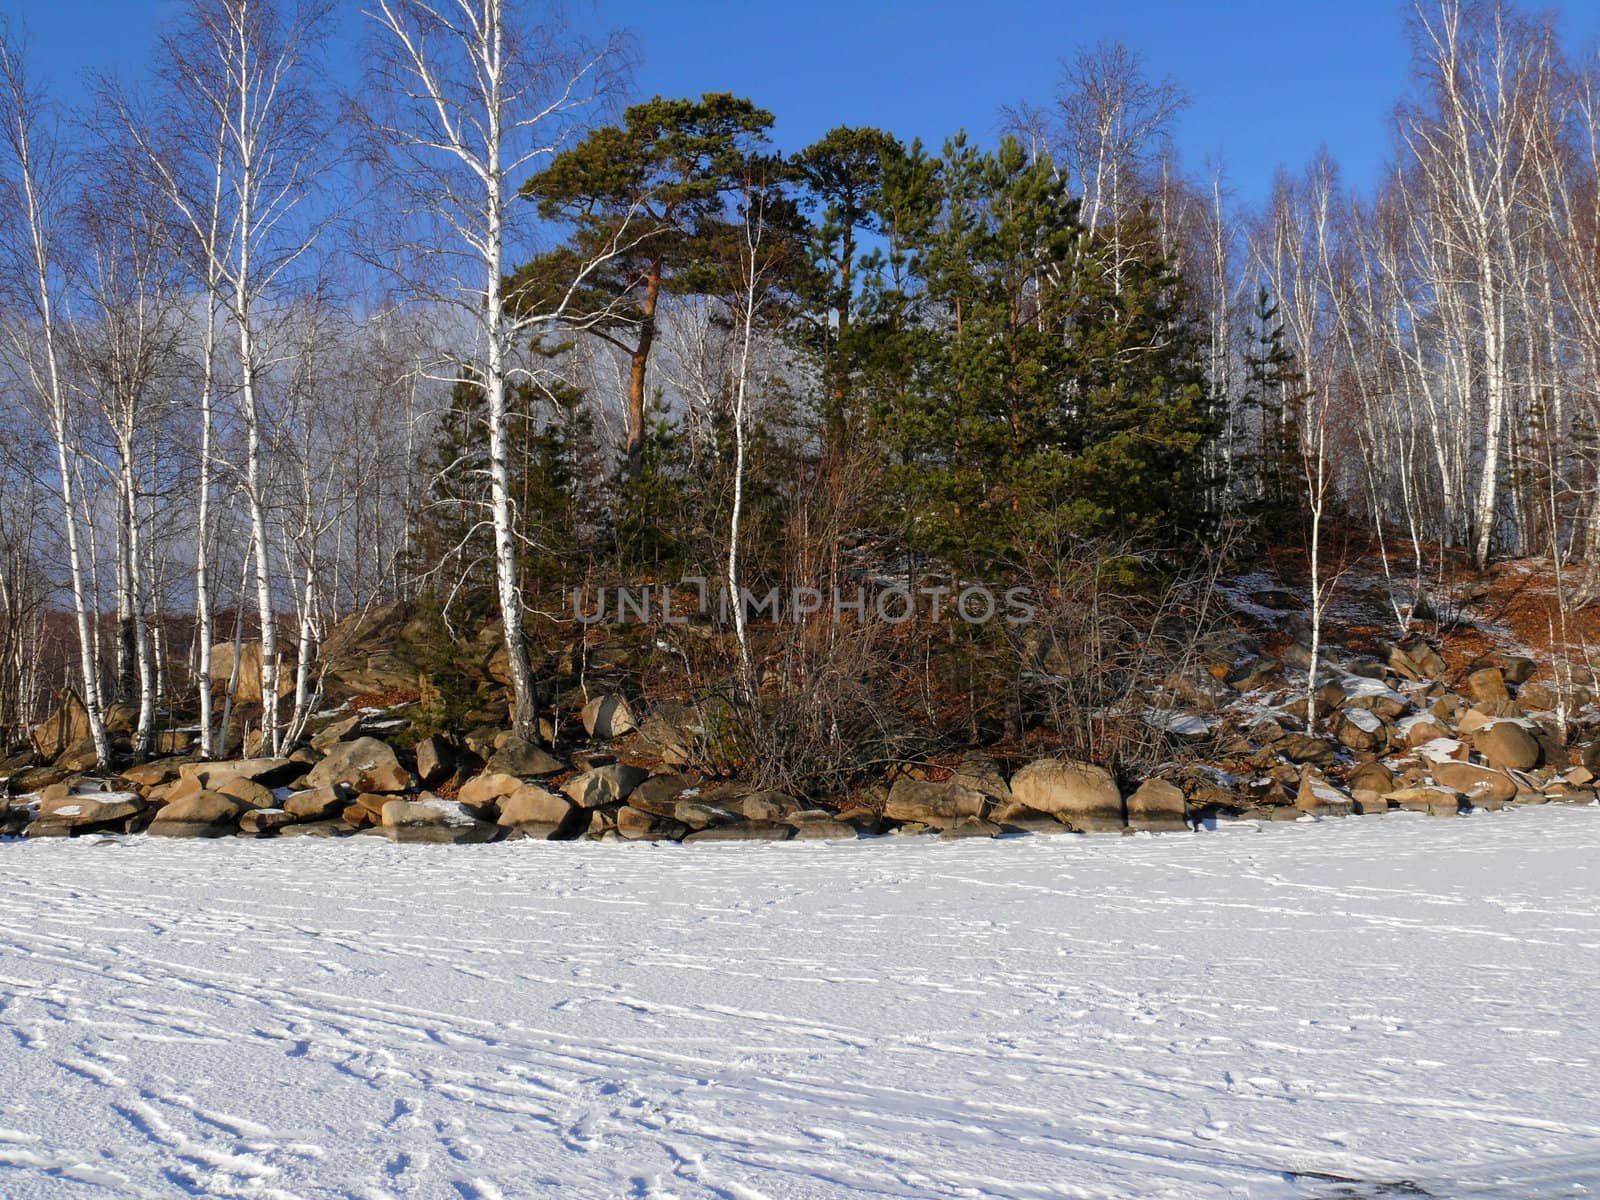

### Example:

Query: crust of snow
xmin=1 ymin=812 xmax=1598 ymax=1196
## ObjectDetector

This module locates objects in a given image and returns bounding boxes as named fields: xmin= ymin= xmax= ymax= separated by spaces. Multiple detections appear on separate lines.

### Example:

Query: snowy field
xmin=1 ymin=811 xmax=1597 ymax=1200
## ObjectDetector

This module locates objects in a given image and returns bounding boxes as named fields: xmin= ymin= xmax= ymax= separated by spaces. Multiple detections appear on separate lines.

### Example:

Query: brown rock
xmin=616 ymin=805 xmax=688 ymax=841
xmin=283 ymin=785 xmax=349 ymax=820
xmin=564 ymin=763 xmax=650 ymax=808
xmin=581 ymin=695 xmax=637 ymax=740
xmin=1430 ymin=760 xmax=1517 ymax=806
xmin=239 ymin=808 xmax=298 ymax=835
xmin=497 ymin=783 xmax=574 ymax=829
xmin=150 ymin=790 xmax=246 ymax=836
xmin=215 ymin=778 xmax=277 ymax=809
xmin=413 ymin=735 xmax=454 ymax=787
xmin=485 ymin=735 xmax=565 ymax=778
xmin=1125 ymin=778 xmax=1189 ymax=831
xmin=458 ymin=772 xmax=523 ymax=810
xmin=883 ymin=779 xmax=987 ymax=826
xmin=1009 ymin=759 xmax=1124 ymax=830
xmin=306 ymin=737 xmax=411 ymax=794
xmin=1473 ymin=721 xmax=1541 ymax=771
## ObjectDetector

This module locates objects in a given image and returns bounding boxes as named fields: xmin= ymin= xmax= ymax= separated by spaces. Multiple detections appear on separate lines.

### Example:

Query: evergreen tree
xmin=1237 ymin=285 xmax=1309 ymax=531
xmin=514 ymin=93 xmax=775 ymax=483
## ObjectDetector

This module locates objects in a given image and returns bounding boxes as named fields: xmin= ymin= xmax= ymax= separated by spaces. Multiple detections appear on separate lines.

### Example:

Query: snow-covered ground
xmin=2 ymin=811 xmax=1598 ymax=1200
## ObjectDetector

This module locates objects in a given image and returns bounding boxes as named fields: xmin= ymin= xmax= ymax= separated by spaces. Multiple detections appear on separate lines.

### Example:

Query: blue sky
xmin=13 ymin=0 xmax=1600 ymax=208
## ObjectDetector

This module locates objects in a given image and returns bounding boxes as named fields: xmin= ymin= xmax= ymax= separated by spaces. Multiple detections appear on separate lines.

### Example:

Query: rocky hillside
xmin=4 ymin=558 xmax=1599 ymax=845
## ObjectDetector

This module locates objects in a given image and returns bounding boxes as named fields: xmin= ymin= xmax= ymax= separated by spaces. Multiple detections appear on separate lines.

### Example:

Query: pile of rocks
xmin=2 ymin=707 xmax=1202 ymax=843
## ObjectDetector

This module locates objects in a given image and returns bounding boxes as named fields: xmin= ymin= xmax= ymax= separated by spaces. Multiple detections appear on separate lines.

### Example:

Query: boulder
xmin=1346 ymin=760 xmax=1394 ymax=794
xmin=1009 ymin=759 xmax=1124 ymax=831
xmin=214 ymin=777 xmax=277 ymax=809
xmin=883 ymin=779 xmax=987 ymax=827
xmin=485 ymin=736 xmax=564 ymax=778
xmin=1277 ymin=734 xmax=1336 ymax=766
xmin=581 ymin=695 xmax=637 ymax=740
xmin=1465 ymin=667 xmax=1511 ymax=705
xmin=379 ymin=797 xmax=498 ymax=844
xmin=727 ymin=790 xmax=805 ymax=822
xmin=1386 ymin=786 xmax=1463 ymax=816
xmin=55 ymin=738 xmax=103 ymax=773
xmin=209 ymin=639 xmax=297 ymax=703
xmin=30 ymin=691 xmax=91 ymax=760
xmin=790 ymin=819 xmax=862 ymax=841
xmin=306 ymin=737 xmax=411 ymax=794
xmin=674 ymin=799 xmax=740 ymax=830
xmin=948 ymin=756 xmax=1012 ymax=804
xmin=1336 ymin=708 xmax=1386 ymax=751
xmin=38 ymin=790 xmax=145 ymax=833
xmin=563 ymin=763 xmax=649 ymax=808
xmin=118 ymin=759 xmax=186 ymax=790
xmin=283 ymin=785 xmax=349 ymax=820
xmin=150 ymin=790 xmax=247 ymax=837
xmin=938 ymin=817 xmax=1001 ymax=839
xmin=683 ymin=823 xmax=794 ymax=843
xmin=1430 ymin=760 xmax=1517 ymax=807
xmin=276 ymin=819 xmax=352 ymax=839
xmin=413 ymin=735 xmax=455 ymax=787
xmin=616 ymin=805 xmax=689 ymax=841
xmin=310 ymin=714 xmax=363 ymax=752
xmin=627 ymin=773 xmax=695 ymax=816
xmin=239 ymin=808 xmax=298 ymax=835
xmin=1125 ymin=778 xmax=1189 ymax=831
xmin=179 ymin=758 xmax=299 ymax=790
xmin=1473 ymin=721 xmax=1541 ymax=771
xmin=317 ymin=602 xmax=421 ymax=695
xmin=638 ymin=704 xmax=696 ymax=765
xmin=458 ymin=771 xmax=524 ymax=810
xmin=1296 ymin=768 xmax=1352 ymax=817
xmin=497 ymin=783 xmax=575 ymax=831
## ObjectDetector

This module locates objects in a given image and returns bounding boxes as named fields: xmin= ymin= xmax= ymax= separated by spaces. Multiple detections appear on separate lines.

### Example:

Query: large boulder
xmin=179 ymin=758 xmax=300 ymax=790
xmin=150 ymin=790 xmax=247 ymax=837
xmin=1296 ymin=768 xmax=1352 ymax=817
xmin=458 ymin=771 xmax=523 ymax=810
xmin=1009 ymin=759 xmax=1124 ymax=831
xmin=309 ymin=714 xmax=363 ymax=752
xmin=949 ymin=756 xmax=1012 ymax=804
xmin=627 ymin=773 xmax=695 ymax=816
xmin=239 ymin=808 xmax=298 ymax=835
xmin=413 ymin=736 xmax=455 ymax=787
xmin=209 ymin=640 xmax=297 ymax=703
xmin=37 ymin=790 xmax=145 ymax=834
xmin=379 ymin=797 xmax=498 ymax=844
xmin=485 ymin=736 xmax=564 ymax=778
xmin=883 ymin=779 xmax=986 ymax=827
xmin=1473 ymin=721 xmax=1541 ymax=771
xmin=214 ymin=777 xmax=278 ymax=809
xmin=318 ymin=602 xmax=420 ymax=695
xmin=726 ymin=790 xmax=805 ymax=822
xmin=283 ymin=785 xmax=350 ymax=820
xmin=306 ymin=737 xmax=411 ymax=794
xmin=1430 ymin=760 xmax=1517 ymax=808
xmin=563 ymin=763 xmax=649 ymax=808
xmin=1385 ymin=785 xmax=1463 ymax=816
xmin=616 ymin=805 xmax=689 ymax=841
xmin=497 ymin=783 xmax=575 ymax=833
xmin=683 ymin=822 xmax=794 ymax=843
xmin=1465 ymin=667 xmax=1511 ymax=705
xmin=1125 ymin=778 xmax=1189 ymax=831
xmin=31 ymin=691 xmax=91 ymax=760
xmin=581 ymin=695 xmax=637 ymax=740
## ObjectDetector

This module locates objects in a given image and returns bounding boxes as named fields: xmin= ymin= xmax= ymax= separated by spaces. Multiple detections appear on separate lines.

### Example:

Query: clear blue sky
xmin=13 ymin=0 xmax=1600 ymax=208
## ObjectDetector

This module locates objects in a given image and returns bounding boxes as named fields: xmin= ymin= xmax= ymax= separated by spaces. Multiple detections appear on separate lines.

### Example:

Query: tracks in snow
xmin=1 ymin=809 xmax=1597 ymax=1198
